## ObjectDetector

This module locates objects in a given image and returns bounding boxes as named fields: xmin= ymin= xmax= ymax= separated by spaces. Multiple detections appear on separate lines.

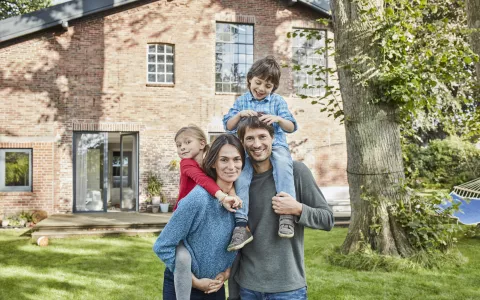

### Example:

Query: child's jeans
xmin=234 ymin=146 xmax=296 ymax=223
xmin=174 ymin=241 xmax=192 ymax=299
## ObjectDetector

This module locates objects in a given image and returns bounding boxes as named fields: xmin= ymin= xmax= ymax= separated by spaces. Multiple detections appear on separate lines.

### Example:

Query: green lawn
xmin=0 ymin=228 xmax=479 ymax=300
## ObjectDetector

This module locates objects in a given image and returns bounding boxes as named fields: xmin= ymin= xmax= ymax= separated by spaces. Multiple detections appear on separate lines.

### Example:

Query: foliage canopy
xmin=0 ymin=0 xmax=51 ymax=20
xmin=290 ymin=0 xmax=479 ymax=141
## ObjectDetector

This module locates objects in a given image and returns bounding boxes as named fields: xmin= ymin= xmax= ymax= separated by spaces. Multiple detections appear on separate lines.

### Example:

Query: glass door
xmin=73 ymin=132 xmax=108 ymax=212
xmin=120 ymin=133 xmax=138 ymax=211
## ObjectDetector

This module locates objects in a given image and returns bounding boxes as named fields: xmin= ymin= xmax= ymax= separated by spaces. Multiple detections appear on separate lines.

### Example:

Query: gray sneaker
xmin=278 ymin=215 xmax=295 ymax=238
xmin=227 ymin=226 xmax=253 ymax=252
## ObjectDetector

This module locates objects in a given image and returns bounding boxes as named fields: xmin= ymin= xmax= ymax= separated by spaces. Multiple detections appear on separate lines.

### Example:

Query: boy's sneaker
xmin=278 ymin=215 xmax=294 ymax=238
xmin=227 ymin=226 xmax=253 ymax=252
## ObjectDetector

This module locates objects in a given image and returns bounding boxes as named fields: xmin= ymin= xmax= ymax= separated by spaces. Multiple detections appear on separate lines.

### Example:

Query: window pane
xmin=148 ymin=74 xmax=156 ymax=82
xmin=166 ymin=64 xmax=174 ymax=73
xmin=157 ymin=64 xmax=165 ymax=73
xmin=158 ymin=74 xmax=165 ymax=82
xmin=166 ymin=74 xmax=173 ymax=83
xmin=157 ymin=44 xmax=165 ymax=53
xmin=223 ymin=83 xmax=231 ymax=93
xmin=166 ymin=55 xmax=174 ymax=63
xmin=5 ymin=152 xmax=29 ymax=186
xmin=148 ymin=45 xmax=156 ymax=53
xmin=158 ymin=55 xmax=165 ymax=63
xmin=148 ymin=64 xmax=155 ymax=72
xmin=165 ymin=45 xmax=173 ymax=53
xmin=148 ymin=55 xmax=156 ymax=62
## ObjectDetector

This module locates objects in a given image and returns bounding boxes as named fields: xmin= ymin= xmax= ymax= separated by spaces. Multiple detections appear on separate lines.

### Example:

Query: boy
xmin=223 ymin=55 xmax=298 ymax=251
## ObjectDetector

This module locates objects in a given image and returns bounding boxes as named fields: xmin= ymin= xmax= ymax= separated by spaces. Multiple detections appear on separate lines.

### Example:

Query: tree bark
xmin=466 ymin=0 xmax=480 ymax=82
xmin=331 ymin=0 xmax=414 ymax=256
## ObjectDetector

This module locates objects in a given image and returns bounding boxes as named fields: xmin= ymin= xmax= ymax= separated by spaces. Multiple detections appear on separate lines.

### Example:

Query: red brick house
xmin=0 ymin=0 xmax=347 ymax=215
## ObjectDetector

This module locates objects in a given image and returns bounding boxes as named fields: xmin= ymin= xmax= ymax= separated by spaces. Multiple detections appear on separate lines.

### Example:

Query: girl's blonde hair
xmin=174 ymin=124 xmax=210 ymax=154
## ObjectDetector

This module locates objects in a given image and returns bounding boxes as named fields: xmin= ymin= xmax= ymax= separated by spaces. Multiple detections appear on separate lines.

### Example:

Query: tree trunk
xmin=466 ymin=0 xmax=480 ymax=82
xmin=331 ymin=0 xmax=414 ymax=256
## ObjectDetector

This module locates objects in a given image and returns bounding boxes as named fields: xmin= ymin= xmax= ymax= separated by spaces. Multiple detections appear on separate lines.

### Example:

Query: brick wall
xmin=0 ymin=0 xmax=347 ymax=214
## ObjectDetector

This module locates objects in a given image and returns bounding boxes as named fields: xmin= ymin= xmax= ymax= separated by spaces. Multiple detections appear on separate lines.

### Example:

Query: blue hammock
xmin=439 ymin=192 xmax=480 ymax=225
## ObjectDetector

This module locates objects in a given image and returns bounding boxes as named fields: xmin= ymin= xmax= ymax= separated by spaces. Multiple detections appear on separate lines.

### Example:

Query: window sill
xmin=0 ymin=190 xmax=33 ymax=194
xmin=146 ymin=83 xmax=175 ymax=87
xmin=215 ymin=92 xmax=242 ymax=96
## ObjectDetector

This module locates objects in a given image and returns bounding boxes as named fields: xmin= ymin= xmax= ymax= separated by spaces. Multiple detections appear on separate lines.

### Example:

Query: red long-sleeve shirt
xmin=173 ymin=158 xmax=221 ymax=211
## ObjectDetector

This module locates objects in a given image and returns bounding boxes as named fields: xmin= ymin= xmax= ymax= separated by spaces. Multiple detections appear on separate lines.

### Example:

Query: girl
xmin=172 ymin=125 xmax=240 ymax=299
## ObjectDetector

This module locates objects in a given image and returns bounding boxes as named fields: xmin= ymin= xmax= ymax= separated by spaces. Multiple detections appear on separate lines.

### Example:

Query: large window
xmin=147 ymin=44 xmax=174 ymax=84
xmin=292 ymin=29 xmax=327 ymax=97
xmin=0 ymin=149 xmax=32 ymax=192
xmin=215 ymin=23 xmax=254 ymax=93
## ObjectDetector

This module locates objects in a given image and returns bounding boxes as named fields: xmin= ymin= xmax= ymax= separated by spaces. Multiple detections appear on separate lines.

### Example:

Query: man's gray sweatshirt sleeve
xmin=293 ymin=161 xmax=334 ymax=230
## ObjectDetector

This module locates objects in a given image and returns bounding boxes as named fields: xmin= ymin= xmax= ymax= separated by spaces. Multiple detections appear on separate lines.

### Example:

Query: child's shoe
xmin=227 ymin=226 xmax=253 ymax=251
xmin=278 ymin=215 xmax=294 ymax=238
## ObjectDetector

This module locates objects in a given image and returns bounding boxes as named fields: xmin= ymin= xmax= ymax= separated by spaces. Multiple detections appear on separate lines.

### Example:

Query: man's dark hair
xmin=247 ymin=56 xmax=281 ymax=93
xmin=237 ymin=114 xmax=274 ymax=143
xmin=202 ymin=134 xmax=245 ymax=180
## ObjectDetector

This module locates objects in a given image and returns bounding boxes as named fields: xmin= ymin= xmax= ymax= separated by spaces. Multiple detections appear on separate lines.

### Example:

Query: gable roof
xmin=0 ymin=0 xmax=140 ymax=43
xmin=0 ymin=0 xmax=330 ymax=44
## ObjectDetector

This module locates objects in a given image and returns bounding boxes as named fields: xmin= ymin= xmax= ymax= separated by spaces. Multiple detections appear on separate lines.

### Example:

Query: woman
xmin=153 ymin=134 xmax=245 ymax=300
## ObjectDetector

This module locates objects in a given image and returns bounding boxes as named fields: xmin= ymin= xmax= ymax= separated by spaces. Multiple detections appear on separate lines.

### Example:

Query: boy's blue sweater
xmin=153 ymin=186 xmax=236 ymax=279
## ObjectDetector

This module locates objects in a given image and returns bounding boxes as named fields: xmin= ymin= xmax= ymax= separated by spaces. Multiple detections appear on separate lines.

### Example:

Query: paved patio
xmin=32 ymin=212 xmax=173 ymax=239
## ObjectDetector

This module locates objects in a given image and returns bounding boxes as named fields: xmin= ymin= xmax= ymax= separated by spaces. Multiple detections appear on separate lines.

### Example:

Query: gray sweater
xmin=229 ymin=161 xmax=334 ymax=297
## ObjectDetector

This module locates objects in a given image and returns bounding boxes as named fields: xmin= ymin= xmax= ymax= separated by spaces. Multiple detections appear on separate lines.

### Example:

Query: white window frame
xmin=0 ymin=149 xmax=32 ymax=192
xmin=292 ymin=29 xmax=327 ymax=97
xmin=146 ymin=44 xmax=175 ymax=84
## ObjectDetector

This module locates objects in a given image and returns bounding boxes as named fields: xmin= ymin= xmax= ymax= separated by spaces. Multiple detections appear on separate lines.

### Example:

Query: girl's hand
xmin=259 ymin=114 xmax=280 ymax=125
xmin=222 ymin=196 xmax=242 ymax=212
xmin=239 ymin=110 xmax=258 ymax=118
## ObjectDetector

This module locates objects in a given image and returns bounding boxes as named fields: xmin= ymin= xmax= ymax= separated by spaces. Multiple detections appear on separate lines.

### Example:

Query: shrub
xmin=403 ymin=137 xmax=480 ymax=189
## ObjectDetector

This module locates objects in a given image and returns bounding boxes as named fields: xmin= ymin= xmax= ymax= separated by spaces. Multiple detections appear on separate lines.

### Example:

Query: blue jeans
xmin=163 ymin=268 xmax=226 ymax=300
xmin=234 ymin=146 xmax=296 ymax=222
xmin=239 ymin=286 xmax=307 ymax=300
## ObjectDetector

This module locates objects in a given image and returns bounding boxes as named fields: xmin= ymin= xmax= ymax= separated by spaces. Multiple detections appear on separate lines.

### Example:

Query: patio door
xmin=73 ymin=132 xmax=108 ymax=212
xmin=119 ymin=133 xmax=138 ymax=211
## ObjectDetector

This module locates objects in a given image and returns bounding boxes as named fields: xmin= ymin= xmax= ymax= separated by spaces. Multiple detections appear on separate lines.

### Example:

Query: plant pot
xmin=1 ymin=220 xmax=9 ymax=227
xmin=152 ymin=196 xmax=161 ymax=205
xmin=160 ymin=203 xmax=169 ymax=213
xmin=152 ymin=206 xmax=160 ymax=213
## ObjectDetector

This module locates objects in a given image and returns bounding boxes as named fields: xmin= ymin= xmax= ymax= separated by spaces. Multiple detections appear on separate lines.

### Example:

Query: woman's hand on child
xmin=194 ymin=278 xmax=223 ymax=294
xmin=239 ymin=110 xmax=258 ymax=117
xmin=259 ymin=114 xmax=280 ymax=125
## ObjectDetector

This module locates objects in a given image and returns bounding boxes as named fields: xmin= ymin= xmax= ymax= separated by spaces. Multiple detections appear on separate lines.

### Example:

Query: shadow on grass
xmin=0 ymin=233 xmax=164 ymax=299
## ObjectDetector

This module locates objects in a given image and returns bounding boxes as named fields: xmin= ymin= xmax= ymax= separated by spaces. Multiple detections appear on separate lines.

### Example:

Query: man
xmin=228 ymin=116 xmax=334 ymax=299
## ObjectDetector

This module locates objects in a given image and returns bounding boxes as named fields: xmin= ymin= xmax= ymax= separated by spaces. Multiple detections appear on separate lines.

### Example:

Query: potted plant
xmin=160 ymin=194 xmax=169 ymax=213
xmin=1 ymin=213 xmax=9 ymax=227
xmin=146 ymin=172 xmax=163 ymax=206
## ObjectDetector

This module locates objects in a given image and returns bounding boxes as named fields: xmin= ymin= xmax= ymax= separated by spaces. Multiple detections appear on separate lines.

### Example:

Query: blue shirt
xmin=223 ymin=92 xmax=298 ymax=148
xmin=153 ymin=186 xmax=236 ymax=279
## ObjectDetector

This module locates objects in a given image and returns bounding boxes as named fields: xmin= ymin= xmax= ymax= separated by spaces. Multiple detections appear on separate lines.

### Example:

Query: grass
xmin=0 ymin=228 xmax=479 ymax=300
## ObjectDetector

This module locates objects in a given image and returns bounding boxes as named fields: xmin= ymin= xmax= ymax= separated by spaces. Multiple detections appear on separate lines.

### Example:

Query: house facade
xmin=0 ymin=0 xmax=347 ymax=215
